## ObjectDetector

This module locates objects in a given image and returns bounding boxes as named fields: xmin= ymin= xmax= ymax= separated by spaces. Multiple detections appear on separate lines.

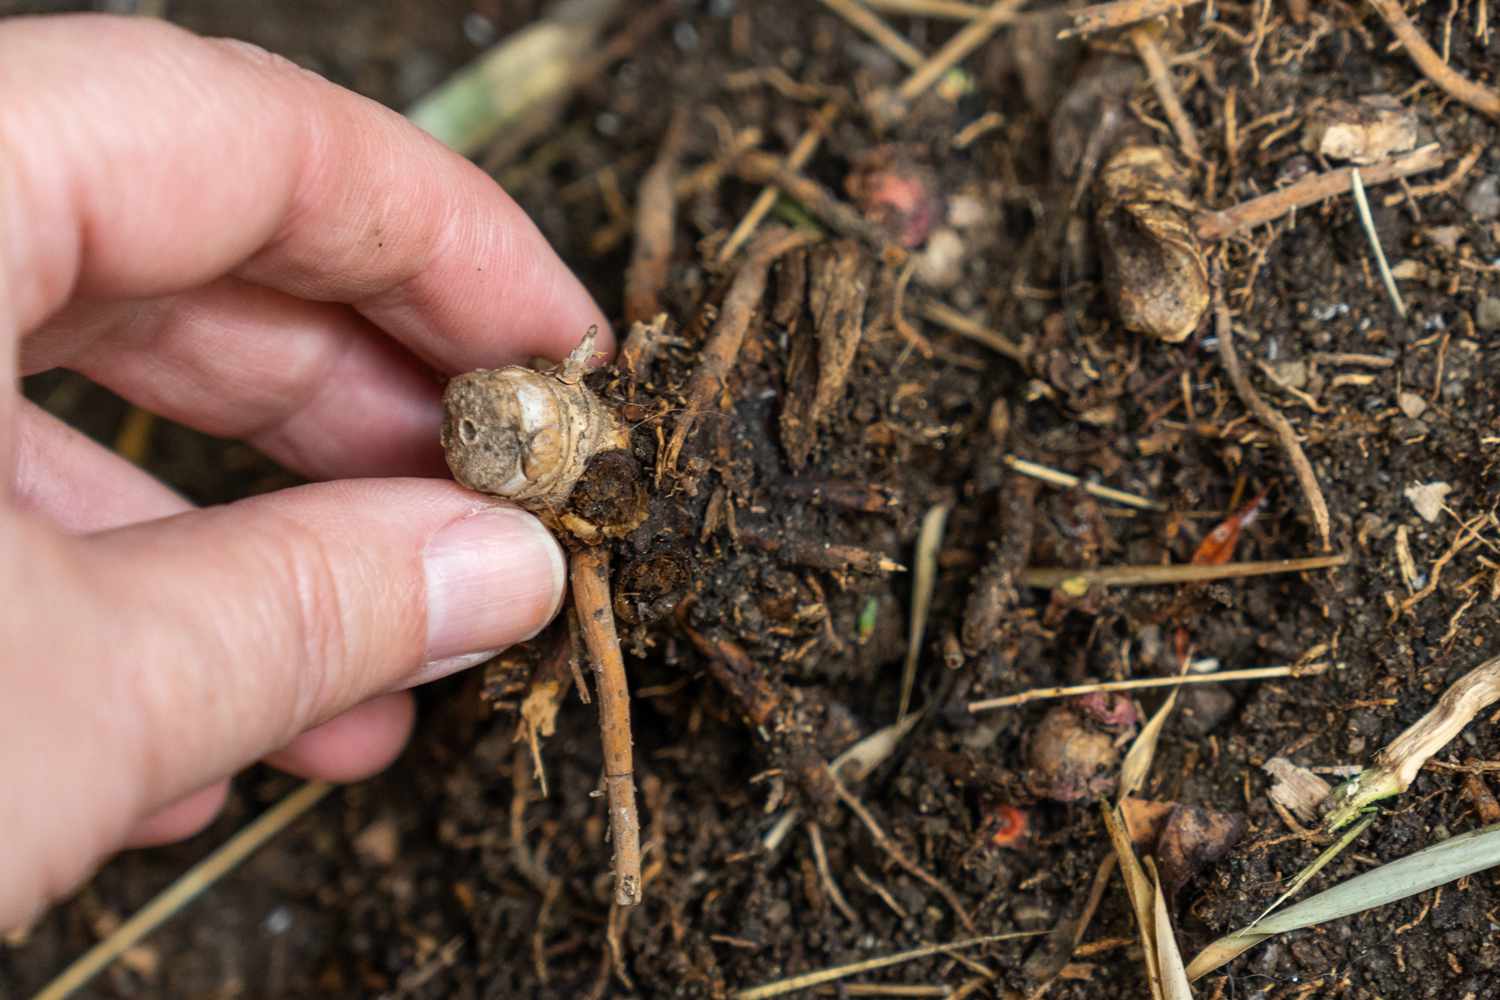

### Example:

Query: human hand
xmin=1 ymin=14 xmax=610 ymax=929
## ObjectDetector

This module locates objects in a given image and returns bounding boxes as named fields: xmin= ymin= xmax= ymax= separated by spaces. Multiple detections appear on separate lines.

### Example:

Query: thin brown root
xmin=571 ymin=546 xmax=642 ymax=906
xmin=1128 ymin=25 xmax=1201 ymax=161
xmin=806 ymin=822 xmax=860 ymax=923
xmin=1059 ymin=0 xmax=1205 ymax=38
xmin=1017 ymin=552 xmax=1348 ymax=590
xmin=618 ymin=313 xmax=670 ymax=383
xmin=624 ymin=110 xmax=688 ymax=325
xmin=1365 ymin=0 xmax=1500 ymax=120
xmin=891 ymin=258 xmax=936 ymax=357
xmin=718 ymin=101 xmax=840 ymax=263
xmin=826 ymin=764 xmax=977 ymax=931
xmin=1213 ymin=288 xmax=1332 ymax=550
xmin=662 ymin=226 xmax=820 ymax=478
xmin=1386 ymin=142 xmax=1484 ymax=204
xmin=917 ymin=300 xmax=1030 ymax=365
xmin=968 ymin=661 xmax=1331 ymax=712
xmin=512 ymin=743 xmax=552 ymax=890
xmin=32 ymin=781 xmax=333 ymax=1000
xmin=591 ymin=125 xmax=763 ymax=255
xmin=1195 ymin=143 xmax=1445 ymax=241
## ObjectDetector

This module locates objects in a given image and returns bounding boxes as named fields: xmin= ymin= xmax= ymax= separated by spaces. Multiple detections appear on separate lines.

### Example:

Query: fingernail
xmin=422 ymin=506 xmax=566 ymax=668
xmin=402 ymin=648 xmax=502 ymax=689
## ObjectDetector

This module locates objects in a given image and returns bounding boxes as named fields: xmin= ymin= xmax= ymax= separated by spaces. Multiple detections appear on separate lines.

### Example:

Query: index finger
xmin=0 ymin=14 xmax=610 ymax=372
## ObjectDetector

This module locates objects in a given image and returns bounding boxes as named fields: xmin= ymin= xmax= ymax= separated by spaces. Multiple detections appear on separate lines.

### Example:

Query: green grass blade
xmin=1188 ymin=821 xmax=1500 ymax=980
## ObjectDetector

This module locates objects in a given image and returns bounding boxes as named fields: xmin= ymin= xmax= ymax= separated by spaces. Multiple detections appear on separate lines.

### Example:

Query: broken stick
xmin=1324 ymin=653 xmax=1500 ymax=832
xmin=1195 ymin=143 xmax=1445 ymax=240
xmin=624 ymin=110 xmax=688 ymax=326
xmin=1213 ymin=288 xmax=1332 ymax=551
xmin=572 ymin=546 xmax=642 ymax=906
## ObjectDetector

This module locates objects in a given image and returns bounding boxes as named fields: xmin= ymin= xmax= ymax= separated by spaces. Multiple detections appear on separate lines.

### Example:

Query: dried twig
xmin=1128 ymin=25 xmax=1202 ymax=161
xmin=820 ymin=0 xmax=927 ymax=68
xmin=33 ymin=781 xmax=333 ymax=1000
xmin=1214 ymin=289 xmax=1332 ymax=550
xmin=592 ymin=125 xmax=763 ymax=255
xmin=1017 ymin=553 xmax=1348 ymax=590
xmin=894 ymin=0 xmax=1028 ymax=105
xmin=863 ymin=0 xmax=988 ymax=17
xmin=1003 ymin=455 xmax=1165 ymax=511
xmin=1195 ymin=143 xmax=1445 ymax=240
xmin=1323 ymin=653 xmax=1500 ymax=831
xmin=1365 ymin=0 xmax=1500 ymax=120
xmin=718 ymin=101 xmax=840 ymax=263
xmin=662 ymin=227 xmax=819 ymax=477
xmin=917 ymin=300 xmax=1030 ymax=365
xmin=731 ymin=150 xmax=907 ymax=260
xmin=624 ymin=110 xmax=688 ymax=325
xmin=572 ymin=546 xmax=642 ymax=906
xmin=733 ymin=933 xmax=1038 ymax=1000
xmin=1059 ymin=0 xmax=1205 ymax=38
xmin=969 ymin=661 xmax=1330 ymax=712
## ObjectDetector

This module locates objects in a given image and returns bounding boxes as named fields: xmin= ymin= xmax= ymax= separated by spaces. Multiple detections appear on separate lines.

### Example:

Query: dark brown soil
xmin=4 ymin=2 xmax=1500 ymax=999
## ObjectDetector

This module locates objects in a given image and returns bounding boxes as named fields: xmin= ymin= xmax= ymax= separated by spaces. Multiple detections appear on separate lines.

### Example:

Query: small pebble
xmin=1463 ymin=174 xmax=1500 ymax=220
xmin=672 ymin=20 xmax=700 ymax=51
xmin=1397 ymin=390 xmax=1428 ymax=419
xmin=462 ymin=12 xmax=496 ymax=47
xmin=1475 ymin=297 xmax=1500 ymax=332
xmin=1405 ymin=481 xmax=1452 ymax=523
xmin=1270 ymin=359 xmax=1308 ymax=389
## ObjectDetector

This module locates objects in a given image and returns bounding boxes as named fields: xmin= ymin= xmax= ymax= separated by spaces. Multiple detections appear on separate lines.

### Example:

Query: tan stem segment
xmin=571 ymin=546 xmax=642 ymax=905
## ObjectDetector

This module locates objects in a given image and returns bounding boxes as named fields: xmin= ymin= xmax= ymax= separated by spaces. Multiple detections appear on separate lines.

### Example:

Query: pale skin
xmin=0 ymin=15 xmax=613 ymax=930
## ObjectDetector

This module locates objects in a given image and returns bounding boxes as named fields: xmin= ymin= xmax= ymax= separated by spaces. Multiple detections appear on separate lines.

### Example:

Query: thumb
xmin=1 ymin=479 xmax=563 ymax=925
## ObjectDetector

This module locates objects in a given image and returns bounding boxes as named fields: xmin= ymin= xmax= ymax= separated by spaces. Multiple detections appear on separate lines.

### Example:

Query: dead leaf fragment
xmin=1262 ymin=757 xmax=1332 ymax=823
xmin=1095 ymin=145 xmax=1209 ymax=342
xmin=1156 ymin=804 xmax=1245 ymax=897
xmin=354 ymin=817 xmax=401 ymax=867
xmin=1404 ymin=481 xmax=1452 ymax=523
xmin=1304 ymin=96 xmax=1419 ymax=165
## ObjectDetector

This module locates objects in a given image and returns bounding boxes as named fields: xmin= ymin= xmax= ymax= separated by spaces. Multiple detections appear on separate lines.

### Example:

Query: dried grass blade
xmin=1148 ymin=858 xmax=1195 ymax=1000
xmin=900 ymin=503 xmax=950 ymax=719
xmin=1101 ymin=802 xmax=1165 ymax=1000
xmin=1119 ymin=688 xmax=1178 ymax=799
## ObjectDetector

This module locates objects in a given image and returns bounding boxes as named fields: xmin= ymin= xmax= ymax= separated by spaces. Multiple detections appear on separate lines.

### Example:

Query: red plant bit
xmin=1191 ymin=486 xmax=1272 ymax=566
xmin=845 ymin=146 xmax=941 ymax=249
xmin=988 ymin=804 xmax=1029 ymax=848
xmin=1073 ymin=691 xmax=1141 ymax=730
